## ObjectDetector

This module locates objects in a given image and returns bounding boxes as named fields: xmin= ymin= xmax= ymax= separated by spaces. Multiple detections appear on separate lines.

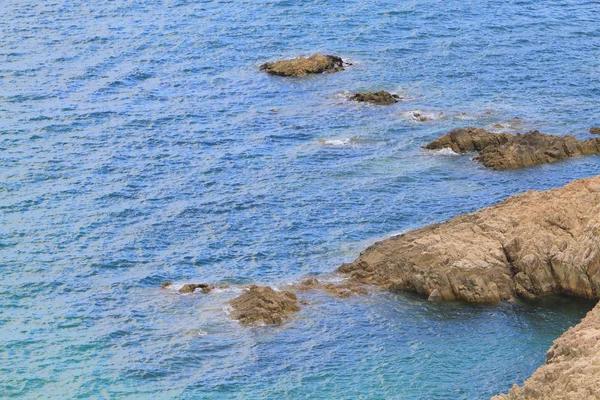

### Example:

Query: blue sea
xmin=2 ymin=1 xmax=599 ymax=398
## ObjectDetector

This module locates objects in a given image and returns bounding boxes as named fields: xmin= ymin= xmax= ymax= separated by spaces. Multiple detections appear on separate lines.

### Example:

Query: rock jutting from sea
xmin=228 ymin=285 xmax=301 ymax=325
xmin=259 ymin=54 xmax=345 ymax=77
xmin=349 ymin=91 xmax=400 ymax=105
xmin=425 ymin=127 xmax=600 ymax=169
xmin=338 ymin=175 xmax=600 ymax=303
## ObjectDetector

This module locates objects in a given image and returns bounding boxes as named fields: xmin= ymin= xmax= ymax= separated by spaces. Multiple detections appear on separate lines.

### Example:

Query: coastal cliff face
xmin=339 ymin=176 xmax=600 ymax=302
xmin=492 ymin=302 xmax=600 ymax=400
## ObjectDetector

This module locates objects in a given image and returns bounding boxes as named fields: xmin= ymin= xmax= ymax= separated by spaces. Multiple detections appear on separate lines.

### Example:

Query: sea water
xmin=1 ymin=0 xmax=599 ymax=398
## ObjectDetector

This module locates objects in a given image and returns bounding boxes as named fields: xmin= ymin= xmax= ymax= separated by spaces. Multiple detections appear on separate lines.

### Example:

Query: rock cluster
xmin=425 ymin=128 xmax=600 ymax=169
xmin=339 ymin=176 xmax=600 ymax=303
xmin=229 ymin=285 xmax=301 ymax=325
xmin=349 ymin=91 xmax=400 ymax=105
xmin=259 ymin=54 xmax=344 ymax=77
xmin=492 ymin=302 xmax=600 ymax=400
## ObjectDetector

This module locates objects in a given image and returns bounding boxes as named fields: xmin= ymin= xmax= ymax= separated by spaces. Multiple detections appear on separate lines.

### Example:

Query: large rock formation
xmin=339 ymin=175 xmax=600 ymax=302
xmin=425 ymin=128 xmax=600 ymax=169
xmin=492 ymin=302 xmax=600 ymax=400
xmin=229 ymin=285 xmax=300 ymax=325
xmin=259 ymin=54 xmax=344 ymax=77
xmin=349 ymin=91 xmax=400 ymax=105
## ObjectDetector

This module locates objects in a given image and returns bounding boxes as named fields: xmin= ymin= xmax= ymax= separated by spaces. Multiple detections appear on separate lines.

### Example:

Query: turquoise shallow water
xmin=1 ymin=0 xmax=599 ymax=398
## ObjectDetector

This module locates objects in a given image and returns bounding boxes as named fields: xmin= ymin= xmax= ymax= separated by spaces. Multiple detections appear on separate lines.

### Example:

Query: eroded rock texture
xmin=350 ymin=91 xmax=400 ymax=105
xmin=292 ymin=277 xmax=368 ymax=298
xmin=339 ymin=176 xmax=600 ymax=303
xmin=229 ymin=285 xmax=300 ymax=325
xmin=259 ymin=54 xmax=344 ymax=77
xmin=425 ymin=128 xmax=600 ymax=169
xmin=492 ymin=302 xmax=600 ymax=400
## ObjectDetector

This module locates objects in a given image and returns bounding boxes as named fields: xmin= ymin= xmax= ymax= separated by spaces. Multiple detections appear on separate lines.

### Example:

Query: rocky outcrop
xmin=590 ymin=127 xmax=600 ymax=135
xmin=229 ymin=285 xmax=301 ymax=325
xmin=425 ymin=128 xmax=600 ymax=169
xmin=350 ymin=91 xmax=400 ymax=105
xmin=179 ymin=283 xmax=213 ymax=294
xmin=259 ymin=54 xmax=344 ymax=77
xmin=339 ymin=175 xmax=600 ymax=302
xmin=492 ymin=302 xmax=600 ymax=400
xmin=292 ymin=277 xmax=368 ymax=298
xmin=425 ymin=127 xmax=512 ymax=153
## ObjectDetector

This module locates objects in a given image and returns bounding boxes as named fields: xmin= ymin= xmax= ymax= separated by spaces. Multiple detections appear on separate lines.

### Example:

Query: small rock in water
xmin=179 ymin=283 xmax=212 ymax=294
xmin=161 ymin=281 xmax=173 ymax=289
xmin=349 ymin=91 xmax=400 ymax=105
xmin=259 ymin=54 xmax=344 ymax=77
xmin=229 ymin=285 xmax=301 ymax=325
xmin=590 ymin=127 xmax=600 ymax=134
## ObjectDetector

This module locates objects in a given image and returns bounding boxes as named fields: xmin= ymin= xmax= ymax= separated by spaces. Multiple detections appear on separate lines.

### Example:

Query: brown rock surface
xmin=425 ymin=127 xmax=512 ymax=153
xmin=229 ymin=285 xmax=300 ymax=325
xmin=492 ymin=302 xmax=600 ymax=400
xmin=259 ymin=54 xmax=344 ymax=77
xmin=293 ymin=277 xmax=368 ymax=298
xmin=338 ymin=175 xmax=600 ymax=303
xmin=425 ymin=128 xmax=600 ymax=169
xmin=350 ymin=91 xmax=400 ymax=105
xmin=590 ymin=127 xmax=600 ymax=135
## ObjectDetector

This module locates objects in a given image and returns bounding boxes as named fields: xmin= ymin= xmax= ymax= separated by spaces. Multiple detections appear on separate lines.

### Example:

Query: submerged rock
xmin=426 ymin=127 xmax=600 ymax=169
xmin=350 ymin=91 xmax=400 ymax=105
xmin=402 ymin=110 xmax=445 ymax=122
xmin=492 ymin=302 xmax=600 ymax=400
xmin=293 ymin=277 xmax=368 ymax=298
xmin=590 ymin=127 xmax=600 ymax=134
xmin=229 ymin=285 xmax=300 ymax=325
xmin=259 ymin=54 xmax=344 ymax=77
xmin=162 ymin=282 xmax=229 ymax=293
xmin=339 ymin=175 xmax=600 ymax=303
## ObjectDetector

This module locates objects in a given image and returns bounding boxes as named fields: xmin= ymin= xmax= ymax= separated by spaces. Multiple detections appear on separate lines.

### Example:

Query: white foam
xmin=387 ymin=229 xmax=409 ymax=238
xmin=331 ymin=90 xmax=352 ymax=100
xmin=429 ymin=147 xmax=460 ymax=156
xmin=399 ymin=110 xmax=445 ymax=122
xmin=318 ymin=138 xmax=353 ymax=147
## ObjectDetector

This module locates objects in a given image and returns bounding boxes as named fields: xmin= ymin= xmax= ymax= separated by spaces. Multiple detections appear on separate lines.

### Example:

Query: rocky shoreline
xmin=167 ymin=175 xmax=600 ymax=397
xmin=170 ymin=54 xmax=600 ymax=397
xmin=218 ymin=175 xmax=600 ymax=397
